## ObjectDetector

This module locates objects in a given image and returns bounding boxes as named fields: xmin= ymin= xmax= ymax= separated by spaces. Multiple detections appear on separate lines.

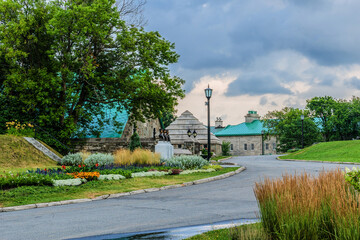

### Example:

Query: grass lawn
xmin=0 ymin=167 xmax=239 ymax=207
xmin=186 ymin=223 xmax=266 ymax=240
xmin=279 ymin=140 xmax=360 ymax=163
xmin=211 ymin=155 xmax=232 ymax=161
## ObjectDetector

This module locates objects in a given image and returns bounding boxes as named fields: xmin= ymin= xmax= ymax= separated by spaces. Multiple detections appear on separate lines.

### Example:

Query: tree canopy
xmin=0 ymin=0 xmax=185 ymax=147
xmin=263 ymin=107 xmax=322 ymax=152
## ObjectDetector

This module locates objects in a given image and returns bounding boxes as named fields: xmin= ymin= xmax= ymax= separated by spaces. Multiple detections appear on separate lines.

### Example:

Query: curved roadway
xmin=0 ymin=155 xmax=354 ymax=240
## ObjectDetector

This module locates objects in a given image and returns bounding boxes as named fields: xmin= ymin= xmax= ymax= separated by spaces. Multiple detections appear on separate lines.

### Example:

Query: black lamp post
xmin=261 ymin=130 xmax=265 ymax=155
xmin=301 ymin=114 xmax=304 ymax=149
xmin=205 ymin=84 xmax=213 ymax=161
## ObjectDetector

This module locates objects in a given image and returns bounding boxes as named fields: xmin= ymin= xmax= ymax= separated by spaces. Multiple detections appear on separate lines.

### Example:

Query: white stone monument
xmin=155 ymin=141 xmax=174 ymax=160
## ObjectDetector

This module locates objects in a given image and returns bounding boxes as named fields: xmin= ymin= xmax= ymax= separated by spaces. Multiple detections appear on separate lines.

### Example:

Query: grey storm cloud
xmin=144 ymin=0 xmax=360 ymax=95
xmin=346 ymin=77 xmax=360 ymax=90
xmin=226 ymin=75 xmax=291 ymax=96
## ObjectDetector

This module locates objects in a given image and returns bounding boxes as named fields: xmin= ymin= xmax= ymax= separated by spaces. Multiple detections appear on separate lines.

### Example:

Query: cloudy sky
xmin=143 ymin=0 xmax=360 ymax=125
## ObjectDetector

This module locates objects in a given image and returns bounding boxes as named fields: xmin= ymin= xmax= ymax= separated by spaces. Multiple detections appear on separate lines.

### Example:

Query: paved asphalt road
xmin=0 ymin=155 xmax=355 ymax=240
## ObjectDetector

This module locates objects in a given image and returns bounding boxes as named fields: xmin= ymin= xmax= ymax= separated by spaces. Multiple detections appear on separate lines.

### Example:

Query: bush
xmin=67 ymin=172 xmax=100 ymax=181
xmin=114 ymin=148 xmax=161 ymax=166
xmin=98 ymin=174 xmax=126 ymax=181
xmin=221 ymin=141 xmax=231 ymax=156
xmin=163 ymin=155 xmax=210 ymax=170
xmin=0 ymin=173 xmax=53 ymax=190
xmin=6 ymin=120 xmax=35 ymax=137
xmin=61 ymin=153 xmax=83 ymax=166
xmin=202 ymin=165 xmax=223 ymax=171
xmin=129 ymin=132 xmax=141 ymax=151
xmin=344 ymin=167 xmax=360 ymax=191
xmin=84 ymin=153 xmax=114 ymax=167
xmin=52 ymin=178 xmax=84 ymax=186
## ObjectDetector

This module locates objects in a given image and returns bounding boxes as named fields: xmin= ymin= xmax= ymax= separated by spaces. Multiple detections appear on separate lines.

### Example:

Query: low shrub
xmin=114 ymin=149 xmax=161 ymax=166
xmin=98 ymin=174 xmax=126 ymax=181
xmin=345 ymin=167 xmax=360 ymax=191
xmin=163 ymin=155 xmax=210 ymax=170
xmin=52 ymin=178 xmax=85 ymax=187
xmin=180 ymin=169 xmax=215 ymax=175
xmin=221 ymin=141 xmax=231 ymax=156
xmin=131 ymin=171 xmax=169 ymax=178
xmin=202 ymin=165 xmax=223 ymax=171
xmin=67 ymin=172 xmax=100 ymax=181
xmin=6 ymin=120 xmax=35 ymax=137
xmin=61 ymin=153 xmax=83 ymax=166
xmin=84 ymin=153 xmax=114 ymax=167
xmin=0 ymin=173 xmax=53 ymax=190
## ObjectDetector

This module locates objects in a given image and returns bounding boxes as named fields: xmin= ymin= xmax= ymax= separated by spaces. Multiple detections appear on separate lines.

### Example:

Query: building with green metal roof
xmin=211 ymin=111 xmax=277 ymax=156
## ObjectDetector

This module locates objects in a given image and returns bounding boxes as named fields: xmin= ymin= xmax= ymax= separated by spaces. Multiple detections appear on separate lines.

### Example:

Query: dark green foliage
xmin=221 ymin=141 xmax=231 ymax=156
xmin=129 ymin=132 xmax=141 ymax=151
xmin=0 ymin=0 xmax=185 ymax=152
xmin=307 ymin=96 xmax=360 ymax=141
xmin=0 ymin=173 xmax=53 ymax=190
xmin=263 ymin=107 xmax=322 ymax=152
xmin=162 ymin=110 xmax=176 ymax=128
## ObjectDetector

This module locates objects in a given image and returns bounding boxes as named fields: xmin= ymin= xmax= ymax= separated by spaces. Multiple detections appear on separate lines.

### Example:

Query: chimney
xmin=215 ymin=117 xmax=223 ymax=128
xmin=245 ymin=110 xmax=260 ymax=123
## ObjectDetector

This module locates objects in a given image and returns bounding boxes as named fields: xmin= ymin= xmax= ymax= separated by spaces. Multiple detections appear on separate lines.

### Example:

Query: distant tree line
xmin=263 ymin=96 xmax=360 ymax=152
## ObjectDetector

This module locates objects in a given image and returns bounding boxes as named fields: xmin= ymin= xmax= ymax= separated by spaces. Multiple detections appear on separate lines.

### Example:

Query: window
xmin=251 ymin=143 xmax=254 ymax=150
xmin=273 ymin=143 xmax=276 ymax=149
xmin=244 ymin=144 xmax=247 ymax=150
xmin=230 ymin=144 xmax=233 ymax=150
xmin=266 ymin=143 xmax=269 ymax=150
xmin=178 ymin=144 xmax=182 ymax=148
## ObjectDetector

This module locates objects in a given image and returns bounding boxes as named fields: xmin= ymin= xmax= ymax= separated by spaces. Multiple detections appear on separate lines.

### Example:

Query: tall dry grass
xmin=113 ymin=148 xmax=160 ymax=166
xmin=254 ymin=169 xmax=360 ymax=239
xmin=79 ymin=150 xmax=91 ymax=162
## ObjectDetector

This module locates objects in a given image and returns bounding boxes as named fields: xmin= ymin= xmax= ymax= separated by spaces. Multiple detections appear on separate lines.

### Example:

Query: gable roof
xmin=215 ymin=120 xmax=266 ymax=137
xmin=166 ymin=110 xmax=221 ymax=145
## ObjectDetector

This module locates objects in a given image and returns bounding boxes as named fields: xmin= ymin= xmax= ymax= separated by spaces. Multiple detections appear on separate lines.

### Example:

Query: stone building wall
xmin=71 ymin=118 xmax=161 ymax=153
xmin=217 ymin=135 xmax=277 ymax=156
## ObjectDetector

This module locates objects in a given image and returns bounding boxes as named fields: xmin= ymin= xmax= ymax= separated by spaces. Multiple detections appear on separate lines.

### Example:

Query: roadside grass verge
xmin=0 ymin=167 xmax=239 ymax=207
xmin=279 ymin=140 xmax=360 ymax=163
xmin=187 ymin=223 xmax=267 ymax=240
xmin=211 ymin=156 xmax=231 ymax=161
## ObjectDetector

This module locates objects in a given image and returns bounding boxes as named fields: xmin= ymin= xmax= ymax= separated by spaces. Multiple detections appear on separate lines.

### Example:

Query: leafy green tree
xmin=263 ymin=108 xmax=322 ymax=152
xmin=221 ymin=141 xmax=231 ymax=156
xmin=129 ymin=132 xmax=141 ymax=151
xmin=306 ymin=96 xmax=337 ymax=141
xmin=0 ymin=0 xmax=184 ymax=147
xmin=162 ymin=110 xmax=177 ymax=128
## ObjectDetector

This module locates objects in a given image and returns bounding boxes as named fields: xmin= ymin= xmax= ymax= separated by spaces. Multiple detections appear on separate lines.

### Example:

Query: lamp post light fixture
xmin=301 ymin=114 xmax=304 ymax=149
xmin=261 ymin=130 xmax=265 ymax=155
xmin=204 ymin=84 xmax=213 ymax=161
xmin=187 ymin=129 xmax=197 ymax=138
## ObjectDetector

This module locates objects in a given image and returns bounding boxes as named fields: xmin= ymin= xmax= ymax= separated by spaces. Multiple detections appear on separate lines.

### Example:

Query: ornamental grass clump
xmin=113 ymin=149 xmax=160 ymax=166
xmin=163 ymin=155 xmax=209 ymax=169
xmin=84 ymin=153 xmax=114 ymax=167
xmin=254 ymin=169 xmax=360 ymax=240
xmin=61 ymin=153 xmax=83 ymax=166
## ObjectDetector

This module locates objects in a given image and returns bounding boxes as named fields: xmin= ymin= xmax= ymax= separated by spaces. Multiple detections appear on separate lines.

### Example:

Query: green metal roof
xmin=215 ymin=120 xmax=266 ymax=136
xmin=209 ymin=126 xmax=227 ymax=134
xmin=83 ymin=108 xmax=128 ymax=138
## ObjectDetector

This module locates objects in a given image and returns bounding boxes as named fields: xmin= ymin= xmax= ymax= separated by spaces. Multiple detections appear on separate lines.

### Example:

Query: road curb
xmin=0 ymin=166 xmax=246 ymax=213
xmin=277 ymin=157 xmax=360 ymax=165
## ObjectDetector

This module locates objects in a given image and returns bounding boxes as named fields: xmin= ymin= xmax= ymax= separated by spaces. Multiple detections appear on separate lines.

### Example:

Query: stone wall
xmin=71 ymin=137 xmax=157 ymax=153
xmin=217 ymin=135 xmax=277 ymax=156
xmin=71 ymin=118 xmax=161 ymax=153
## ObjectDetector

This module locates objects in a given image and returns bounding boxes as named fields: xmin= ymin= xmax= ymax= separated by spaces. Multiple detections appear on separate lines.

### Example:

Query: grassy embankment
xmin=0 ymin=135 xmax=60 ymax=173
xmin=279 ymin=140 xmax=360 ymax=163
